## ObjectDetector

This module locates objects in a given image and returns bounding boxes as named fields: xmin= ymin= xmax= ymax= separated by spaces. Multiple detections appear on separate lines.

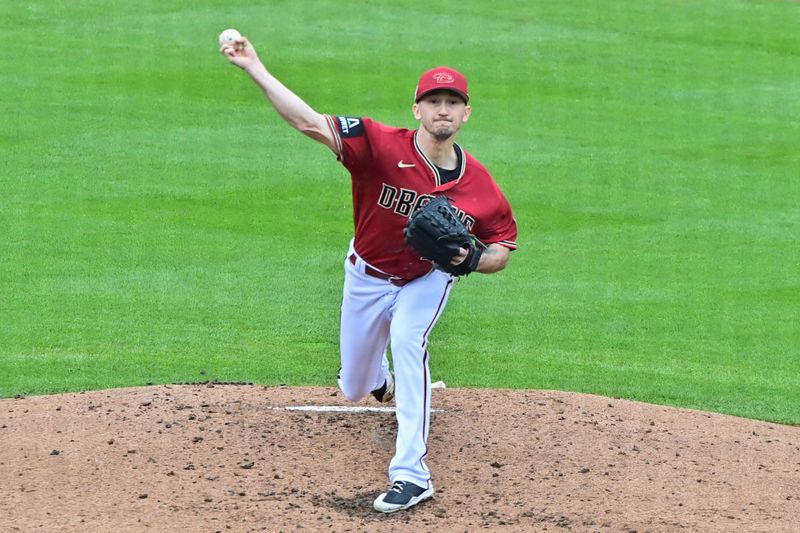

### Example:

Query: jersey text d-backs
xmin=325 ymin=115 xmax=518 ymax=280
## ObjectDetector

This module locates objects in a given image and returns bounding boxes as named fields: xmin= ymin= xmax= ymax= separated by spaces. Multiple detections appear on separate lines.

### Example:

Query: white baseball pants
xmin=338 ymin=241 xmax=453 ymax=488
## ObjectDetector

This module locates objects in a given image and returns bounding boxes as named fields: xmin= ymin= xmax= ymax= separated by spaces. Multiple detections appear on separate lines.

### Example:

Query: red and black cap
xmin=414 ymin=66 xmax=469 ymax=103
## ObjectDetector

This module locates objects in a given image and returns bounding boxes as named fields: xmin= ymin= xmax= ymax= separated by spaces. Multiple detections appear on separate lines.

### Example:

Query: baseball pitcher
xmin=221 ymin=34 xmax=517 ymax=513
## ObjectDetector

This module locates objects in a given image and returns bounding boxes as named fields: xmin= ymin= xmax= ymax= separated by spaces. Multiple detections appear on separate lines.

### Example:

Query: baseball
xmin=218 ymin=28 xmax=242 ymax=47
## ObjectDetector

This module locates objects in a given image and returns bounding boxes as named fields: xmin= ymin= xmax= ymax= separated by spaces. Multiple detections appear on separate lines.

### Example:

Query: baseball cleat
xmin=370 ymin=371 xmax=394 ymax=403
xmin=373 ymin=480 xmax=434 ymax=513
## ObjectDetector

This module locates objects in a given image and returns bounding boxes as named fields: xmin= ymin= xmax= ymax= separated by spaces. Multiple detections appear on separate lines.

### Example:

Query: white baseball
xmin=218 ymin=28 xmax=242 ymax=47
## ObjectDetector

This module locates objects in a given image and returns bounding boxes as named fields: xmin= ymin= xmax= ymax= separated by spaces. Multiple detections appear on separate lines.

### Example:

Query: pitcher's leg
xmin=338 ymin=256 xmax=394 ymax=402
xmin=387 ymin=271 xmax=453 ymax=486
xmin=389 ymin=347 xmax=434 ymax=487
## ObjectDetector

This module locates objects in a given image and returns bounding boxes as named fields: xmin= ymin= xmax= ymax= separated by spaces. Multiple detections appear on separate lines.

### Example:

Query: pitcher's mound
xmin=1 ymin=384 xmax=798 ymax=532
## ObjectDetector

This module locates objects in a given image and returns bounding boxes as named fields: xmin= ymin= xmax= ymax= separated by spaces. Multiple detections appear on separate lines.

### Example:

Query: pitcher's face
xmin=413 ymin=90 xmax=471 ymax=141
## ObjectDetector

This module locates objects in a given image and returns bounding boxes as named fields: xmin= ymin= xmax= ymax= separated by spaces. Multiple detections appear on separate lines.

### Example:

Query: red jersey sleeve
xmin=324 ymin=115 xmax=376 ymax=172
xmin=482 ymin=194 xmax=518 ymax=250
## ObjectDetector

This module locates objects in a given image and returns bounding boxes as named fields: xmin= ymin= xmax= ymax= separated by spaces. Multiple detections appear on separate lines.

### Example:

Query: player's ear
xmin=412 ymin=103 xmax=422 ymax=120
xmin=462 ymin=104 xmax=472 ymax=123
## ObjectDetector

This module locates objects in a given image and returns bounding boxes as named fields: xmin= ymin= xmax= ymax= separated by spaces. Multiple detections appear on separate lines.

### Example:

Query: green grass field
xmin=2 ymin=1 xmax=798 ymax=424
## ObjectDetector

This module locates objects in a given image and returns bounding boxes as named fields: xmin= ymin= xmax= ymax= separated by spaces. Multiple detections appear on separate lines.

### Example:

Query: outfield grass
xmin=2 ymin=1 xmax=798 ymax=423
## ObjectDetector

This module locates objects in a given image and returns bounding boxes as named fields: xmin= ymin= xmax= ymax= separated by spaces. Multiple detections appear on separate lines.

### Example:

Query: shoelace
xmin=389 ymin=481 xmax=407 ymax=493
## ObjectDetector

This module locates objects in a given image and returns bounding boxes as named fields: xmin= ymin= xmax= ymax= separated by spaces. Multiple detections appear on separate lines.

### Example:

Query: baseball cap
xmin=414 ymin=66 xmax=469 ymax=103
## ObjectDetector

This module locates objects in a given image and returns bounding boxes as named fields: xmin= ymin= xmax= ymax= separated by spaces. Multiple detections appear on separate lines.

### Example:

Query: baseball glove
xmin=404 ymin=196 xmax=483 ymax=276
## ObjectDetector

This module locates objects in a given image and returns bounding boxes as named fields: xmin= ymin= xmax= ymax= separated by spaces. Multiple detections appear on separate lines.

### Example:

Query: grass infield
xmin=2 ymin=1 xmax=798 ymax=424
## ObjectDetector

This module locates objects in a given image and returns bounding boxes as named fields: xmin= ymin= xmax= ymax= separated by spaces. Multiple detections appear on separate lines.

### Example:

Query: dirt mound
xmin=1 ymin=384 xmax=798 ymax=532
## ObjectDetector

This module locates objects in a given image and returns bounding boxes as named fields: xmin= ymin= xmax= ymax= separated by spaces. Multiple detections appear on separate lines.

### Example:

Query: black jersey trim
xmin=413 ymin=131 xmax=466 ymax=186
xmin=455 ymin=143 xmax=466 ymax=182
xmin=434 ymin=144 xmax=465 ymax=184
xmin=413 ymin=131 xmax=441 ymax=187
xmin=324 ymin=114 xmax=344 ymax=160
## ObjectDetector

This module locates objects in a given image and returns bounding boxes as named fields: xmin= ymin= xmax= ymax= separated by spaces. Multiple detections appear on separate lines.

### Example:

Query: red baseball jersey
xmin=325 ymin=115 xmax=518 ymax=280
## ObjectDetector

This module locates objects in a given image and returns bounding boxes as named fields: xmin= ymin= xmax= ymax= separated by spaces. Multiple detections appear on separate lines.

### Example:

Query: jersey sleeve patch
xmin=335 ymin=116 xmax=365 ymax=138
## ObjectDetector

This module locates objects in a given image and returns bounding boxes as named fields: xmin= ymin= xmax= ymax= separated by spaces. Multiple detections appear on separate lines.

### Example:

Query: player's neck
xmin=416 ymin=128 xmax=458 ymax=170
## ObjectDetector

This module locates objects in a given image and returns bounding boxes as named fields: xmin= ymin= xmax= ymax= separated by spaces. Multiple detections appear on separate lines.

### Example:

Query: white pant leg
xmin=339 ymin=250 xmax=394 ymax=402
xmin=387 ymin=269 xmax=453 ymax=487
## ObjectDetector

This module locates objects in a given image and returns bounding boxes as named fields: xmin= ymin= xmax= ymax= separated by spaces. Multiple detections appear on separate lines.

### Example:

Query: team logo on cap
xmin=433 ymin=72 xmax=455 ymax=83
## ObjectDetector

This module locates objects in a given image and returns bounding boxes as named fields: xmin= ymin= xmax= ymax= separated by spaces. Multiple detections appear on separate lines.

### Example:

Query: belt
xmin=349 ymin=254 xmax=410 ymax=287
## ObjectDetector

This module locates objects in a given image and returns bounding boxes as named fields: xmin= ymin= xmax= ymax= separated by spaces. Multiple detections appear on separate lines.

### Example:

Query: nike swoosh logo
xmin=397 ymin=161 xmax=416 ymax=168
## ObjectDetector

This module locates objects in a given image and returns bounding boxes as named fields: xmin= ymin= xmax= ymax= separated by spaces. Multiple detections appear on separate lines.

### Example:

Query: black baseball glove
xmin=403 ymin=196 xmax=483 ymax=276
